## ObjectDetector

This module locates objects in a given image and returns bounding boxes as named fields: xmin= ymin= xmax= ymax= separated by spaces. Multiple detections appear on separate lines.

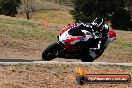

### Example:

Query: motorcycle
xmin=42 ymin=23 xmax=116 ymax=62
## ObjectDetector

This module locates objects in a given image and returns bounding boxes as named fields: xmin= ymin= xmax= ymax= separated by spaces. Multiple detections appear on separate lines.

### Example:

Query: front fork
xmin=56 ymin=41 xmax=65 ymax=56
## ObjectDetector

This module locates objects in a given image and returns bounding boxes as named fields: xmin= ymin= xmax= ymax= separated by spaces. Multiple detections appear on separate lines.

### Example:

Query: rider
xmin=78 ymin=17 xmax=110 ymax=59
xmin=91 ymin=17 xmax=109 ymax=50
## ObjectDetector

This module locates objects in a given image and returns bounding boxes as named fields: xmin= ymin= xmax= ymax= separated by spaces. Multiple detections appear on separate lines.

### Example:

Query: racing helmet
xmin=92 ymin=17 xmax=105 ymax=28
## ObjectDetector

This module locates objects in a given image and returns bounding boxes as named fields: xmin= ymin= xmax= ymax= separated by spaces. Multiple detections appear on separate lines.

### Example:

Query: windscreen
xmin=68 ymin=26 xmax=84 ymax=36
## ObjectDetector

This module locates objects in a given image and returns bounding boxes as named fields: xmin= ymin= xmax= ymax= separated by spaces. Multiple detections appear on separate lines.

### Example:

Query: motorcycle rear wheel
xmin=81 ymin=55 xmax=95 ymax=62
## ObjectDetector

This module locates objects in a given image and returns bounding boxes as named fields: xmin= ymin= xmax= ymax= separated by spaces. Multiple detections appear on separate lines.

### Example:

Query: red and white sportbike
xmin=42 ymin=22 xmax=116 ymax=62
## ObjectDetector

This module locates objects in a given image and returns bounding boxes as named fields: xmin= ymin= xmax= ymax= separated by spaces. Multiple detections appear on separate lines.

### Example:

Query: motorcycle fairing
xmin=63 ymin=36 xmax=84 ymax=51
xmin=109 ymin=30 xmax=116 ymax=42
xmin=59 ymin=23 xmax=78 ymax=36
xmin=58 ymin=24 xmax=94 ymax=51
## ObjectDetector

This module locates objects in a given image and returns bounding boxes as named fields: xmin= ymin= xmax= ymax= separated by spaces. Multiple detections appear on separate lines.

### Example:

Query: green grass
xmin=6 ymin=28 xmax=57 ymax=41
xmin=17 ymin=10 xmax=74 ymax=25
xmin=120 ymin=41 xmax=132 ymax=48
xmin=0 ymin=16 xmax=58 ymax=50
xmin=114 ymin=40 xmax=132 ymax=49
xmin=43 ymin=0 xmax=74 ymax=4
xmin=0 ymin=18 xmax=38 ymax=27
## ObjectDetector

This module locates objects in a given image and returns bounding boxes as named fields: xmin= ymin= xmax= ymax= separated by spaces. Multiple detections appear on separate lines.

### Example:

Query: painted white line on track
xmin=0 ymin=61 xmax=132 ymax=66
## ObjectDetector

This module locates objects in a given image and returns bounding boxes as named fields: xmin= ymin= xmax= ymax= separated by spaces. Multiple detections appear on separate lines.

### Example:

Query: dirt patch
xmin=0 ymin=64 xmax=131 ymax=88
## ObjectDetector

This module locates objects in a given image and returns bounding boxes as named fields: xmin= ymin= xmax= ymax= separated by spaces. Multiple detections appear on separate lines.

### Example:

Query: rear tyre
xmin=42 ymin=42 xmax=60 ymax=61
xmin=95 ymin=50 xmax=104 ymax=59
xmin=81 ymin=55 xmax=95 ymax=62
xmin=81 ymin=49 xmax=105 ymax=62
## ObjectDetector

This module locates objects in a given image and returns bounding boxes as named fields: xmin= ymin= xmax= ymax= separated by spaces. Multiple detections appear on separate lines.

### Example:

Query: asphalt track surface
xmin=0 ymin=59 xmax=131 ymax=66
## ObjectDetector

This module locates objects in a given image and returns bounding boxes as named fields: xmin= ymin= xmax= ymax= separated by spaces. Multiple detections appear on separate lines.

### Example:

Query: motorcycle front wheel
xmin=42 ymin=42 xmax=63 ymax=61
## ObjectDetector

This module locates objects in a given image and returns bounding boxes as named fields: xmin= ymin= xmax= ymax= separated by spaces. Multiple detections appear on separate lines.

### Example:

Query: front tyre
xmin=42 ymin=42 xmax=61 ymax=61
